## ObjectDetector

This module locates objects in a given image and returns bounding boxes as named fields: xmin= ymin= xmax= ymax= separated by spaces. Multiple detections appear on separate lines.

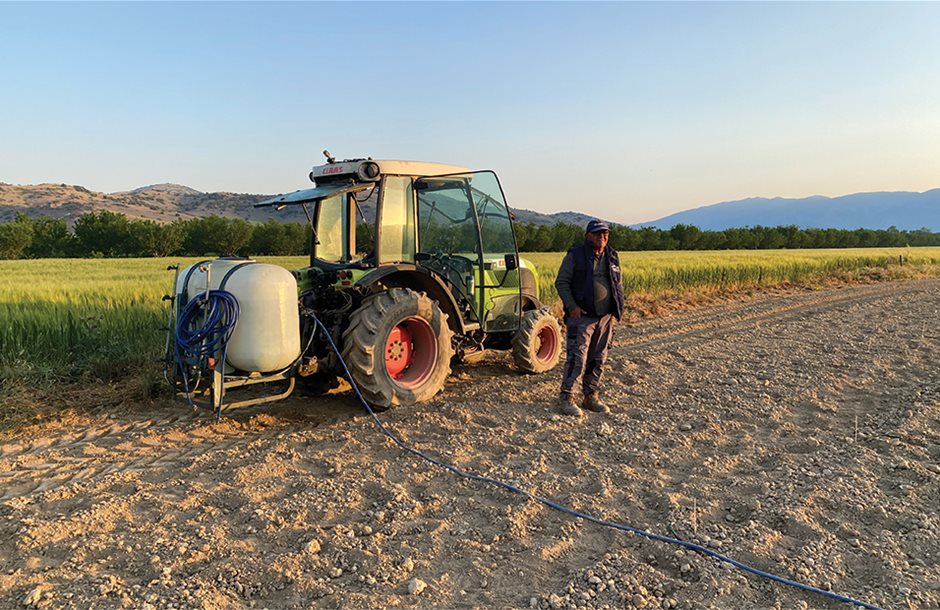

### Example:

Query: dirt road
xmin=2 ymin=280 xmax=938 ymax=610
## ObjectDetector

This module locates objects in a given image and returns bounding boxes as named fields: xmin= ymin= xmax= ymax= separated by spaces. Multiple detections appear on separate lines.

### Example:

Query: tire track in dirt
xmin=0 ymin=402 xmax=358 ymax=503
xmin=616 ymin=280 xmax=936 ymax=355
xmin=0 ymin=411 xmax=200 ymax=459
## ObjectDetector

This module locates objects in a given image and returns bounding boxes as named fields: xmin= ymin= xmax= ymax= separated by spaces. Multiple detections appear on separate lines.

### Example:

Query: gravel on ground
xmin=1 ymin=279 xmax=938 ymax=610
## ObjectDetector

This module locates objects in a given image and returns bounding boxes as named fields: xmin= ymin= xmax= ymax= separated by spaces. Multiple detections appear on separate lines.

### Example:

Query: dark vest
xmin=568 ymin=243 xmax=625 ymax=320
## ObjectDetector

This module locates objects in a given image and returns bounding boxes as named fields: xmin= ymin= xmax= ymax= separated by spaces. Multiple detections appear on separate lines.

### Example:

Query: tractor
xmin=167 ymin=155 xmax=562 ymax=411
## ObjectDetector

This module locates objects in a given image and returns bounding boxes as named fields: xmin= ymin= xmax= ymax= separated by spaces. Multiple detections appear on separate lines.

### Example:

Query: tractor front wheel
xmin=342 ymin=288 xmax=453 ymax=408
xmin=512 ymin=308 xmax=562 ymax=374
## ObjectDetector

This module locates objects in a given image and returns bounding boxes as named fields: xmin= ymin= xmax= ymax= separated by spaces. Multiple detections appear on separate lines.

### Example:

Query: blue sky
xmin=2 ymin=2 xmax=939 ymax=224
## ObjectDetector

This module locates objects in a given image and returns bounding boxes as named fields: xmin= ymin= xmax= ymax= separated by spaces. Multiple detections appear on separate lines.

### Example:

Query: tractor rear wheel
xmin=512 ymin=308 xmax=562 ymax=374
xmin=342 ymin=288 xmax=453 ymax=408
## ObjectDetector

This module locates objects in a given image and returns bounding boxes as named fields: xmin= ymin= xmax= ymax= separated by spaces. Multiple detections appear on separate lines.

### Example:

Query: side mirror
xmin=504 ymin=253 xmax=519 ymax=271
xmin=415 ymin=252 xmax=431 ymax=263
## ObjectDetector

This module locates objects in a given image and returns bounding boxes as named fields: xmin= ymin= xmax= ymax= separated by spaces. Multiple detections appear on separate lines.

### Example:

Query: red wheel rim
xmin=535 ymin=325 xmax=557 ymax=363
xmin=384 ymin=317 xmax=437 ymax=389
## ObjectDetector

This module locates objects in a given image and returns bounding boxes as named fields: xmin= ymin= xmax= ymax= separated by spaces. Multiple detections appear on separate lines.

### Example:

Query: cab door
xmin=415 ymin=171 xmax=521 ymax=333
xmin=467 ymin=171 xmax=521 ymax=333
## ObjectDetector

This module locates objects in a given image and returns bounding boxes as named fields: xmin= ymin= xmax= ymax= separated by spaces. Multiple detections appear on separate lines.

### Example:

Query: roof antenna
xmin=323 ymin=149 xmax=335 ymax=164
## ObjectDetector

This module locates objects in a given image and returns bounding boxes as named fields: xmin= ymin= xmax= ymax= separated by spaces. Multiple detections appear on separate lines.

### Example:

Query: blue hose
xmin=311 ymin=315 xmax=884 ymax=610
xmin=175 ymin=290 xmax=239 ymax=414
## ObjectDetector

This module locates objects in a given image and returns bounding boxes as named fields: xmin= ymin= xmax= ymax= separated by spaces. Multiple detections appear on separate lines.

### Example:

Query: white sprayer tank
xmin=176 ymin=259 xmax=301 ymax=373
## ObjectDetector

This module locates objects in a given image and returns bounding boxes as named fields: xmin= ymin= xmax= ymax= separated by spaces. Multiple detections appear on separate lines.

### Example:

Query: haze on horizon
xmin=1 ymin=2 xmax=939 ymax=225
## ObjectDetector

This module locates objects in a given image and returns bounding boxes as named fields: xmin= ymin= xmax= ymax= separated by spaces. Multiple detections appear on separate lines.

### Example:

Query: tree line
xmin=1 ymin=210 xmax=939 ymax=260
xmin=515 ymin=222 xmax=940 ymax=252
xmin=0 ymin=212 xmax=310 ymax=259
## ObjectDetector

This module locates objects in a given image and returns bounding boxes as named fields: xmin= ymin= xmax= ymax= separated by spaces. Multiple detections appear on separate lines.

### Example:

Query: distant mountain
xmin=115 ymin=183 xmax=205 ymax=197
xmin=640 ymin=189 xmax=940 ymax=232
xmin=511 ymin=209 xmax=602 ymax=227
xmin=0 ymin=182 xmax=606 ymax=228
xmin=0 ymin=182 xmax=282 ymax=224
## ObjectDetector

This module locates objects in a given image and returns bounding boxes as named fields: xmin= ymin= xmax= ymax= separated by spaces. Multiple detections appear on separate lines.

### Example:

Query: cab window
xmin=378 ymin=176 xmax=415 ymax=264
xmin=314 ymin=193 xmax=347 ymax=263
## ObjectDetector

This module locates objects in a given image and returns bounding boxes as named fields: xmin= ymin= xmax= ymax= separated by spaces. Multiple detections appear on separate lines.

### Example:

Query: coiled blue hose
xmin=310 ymin=315 xmax=883 ymax=610
xmin=175 ymin=290 xmax=239 ymax=413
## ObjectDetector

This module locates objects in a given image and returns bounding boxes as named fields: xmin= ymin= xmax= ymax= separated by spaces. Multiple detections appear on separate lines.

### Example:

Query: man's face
xmin=586 ymin=230 xmax=609 ymax=251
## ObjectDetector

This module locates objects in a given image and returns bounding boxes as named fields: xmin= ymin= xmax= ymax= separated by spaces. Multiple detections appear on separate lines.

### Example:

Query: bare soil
xmin=2 ymin=280 xmax=939 ymax=610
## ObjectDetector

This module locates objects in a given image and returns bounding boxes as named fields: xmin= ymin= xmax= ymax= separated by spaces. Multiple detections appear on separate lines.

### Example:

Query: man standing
xmin=554 ymin=219 xmax=624 ymax=416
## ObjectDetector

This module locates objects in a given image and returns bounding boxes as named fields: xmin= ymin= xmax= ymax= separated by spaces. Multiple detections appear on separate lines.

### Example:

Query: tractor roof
xmin=310 ymin=159 xmax=471 ymax=183
xmin=255 ymin=158 xmax=473 ymax=209
xmin=364 ymin=159 xmax=471 ymax=177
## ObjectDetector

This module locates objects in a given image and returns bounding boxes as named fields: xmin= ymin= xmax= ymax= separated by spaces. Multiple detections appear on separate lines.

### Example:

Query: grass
xmin=525 ymin=248 xmax=940 ymax=311
xmin=2 ymin=248 xmax=939 ymax=428
xmin=0 ymin=257 xmax=301 ymax=401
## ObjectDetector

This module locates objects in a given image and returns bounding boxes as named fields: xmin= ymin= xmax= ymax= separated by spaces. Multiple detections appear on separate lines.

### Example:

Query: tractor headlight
xmin=357 ymin=161 xmax=381 ymax=181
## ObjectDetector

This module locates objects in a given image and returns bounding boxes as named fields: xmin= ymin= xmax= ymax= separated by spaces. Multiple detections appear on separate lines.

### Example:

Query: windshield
xmin=470 ymin=172 xmax=515 ymax=256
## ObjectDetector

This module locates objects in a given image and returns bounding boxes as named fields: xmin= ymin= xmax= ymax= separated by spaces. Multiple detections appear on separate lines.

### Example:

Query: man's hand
xmin=569 ymin=306 xmax=584 ymax=319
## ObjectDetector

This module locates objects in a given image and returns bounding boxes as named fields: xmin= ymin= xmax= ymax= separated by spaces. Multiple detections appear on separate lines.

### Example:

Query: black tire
xmin=511 ymin=308 xmax=562 ymax=374
xmin=342 ymin=288 xmax=453 ymax=408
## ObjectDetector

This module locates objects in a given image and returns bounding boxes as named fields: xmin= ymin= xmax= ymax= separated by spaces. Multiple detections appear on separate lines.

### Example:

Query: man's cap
xmin=586 ymin=219 xmax=610 ymax=233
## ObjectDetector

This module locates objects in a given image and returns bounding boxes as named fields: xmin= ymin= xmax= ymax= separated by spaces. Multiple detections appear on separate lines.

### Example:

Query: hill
xmin=510 ymin=209 xmax=601 ymax=227
xmin=640 ymin=189 xmax=940 ymax=231
xmin=0 ymin=182 xmax=605 ymax=228
xmin=0 ymin=182 xmax=296 ymax=225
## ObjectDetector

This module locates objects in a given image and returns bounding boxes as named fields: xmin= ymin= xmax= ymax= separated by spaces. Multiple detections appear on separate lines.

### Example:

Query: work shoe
xmin=557 ymin=394 xmax=583 ymax=417
xmin=582 ymin=395 xmax=610 ymax=413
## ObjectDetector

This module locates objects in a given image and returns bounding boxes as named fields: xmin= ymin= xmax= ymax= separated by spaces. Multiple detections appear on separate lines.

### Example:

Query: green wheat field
xmin=2 ymin=249 xmax=939 ymax=390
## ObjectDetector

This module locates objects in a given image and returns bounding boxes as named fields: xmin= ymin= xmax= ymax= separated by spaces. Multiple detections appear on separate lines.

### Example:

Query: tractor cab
xmin=256 ymin=157 xmax=533 ymax=336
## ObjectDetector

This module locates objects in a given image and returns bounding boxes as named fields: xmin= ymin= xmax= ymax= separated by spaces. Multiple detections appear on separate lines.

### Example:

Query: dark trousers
xmin=560 ymin=314 xmax=615 ymax=398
